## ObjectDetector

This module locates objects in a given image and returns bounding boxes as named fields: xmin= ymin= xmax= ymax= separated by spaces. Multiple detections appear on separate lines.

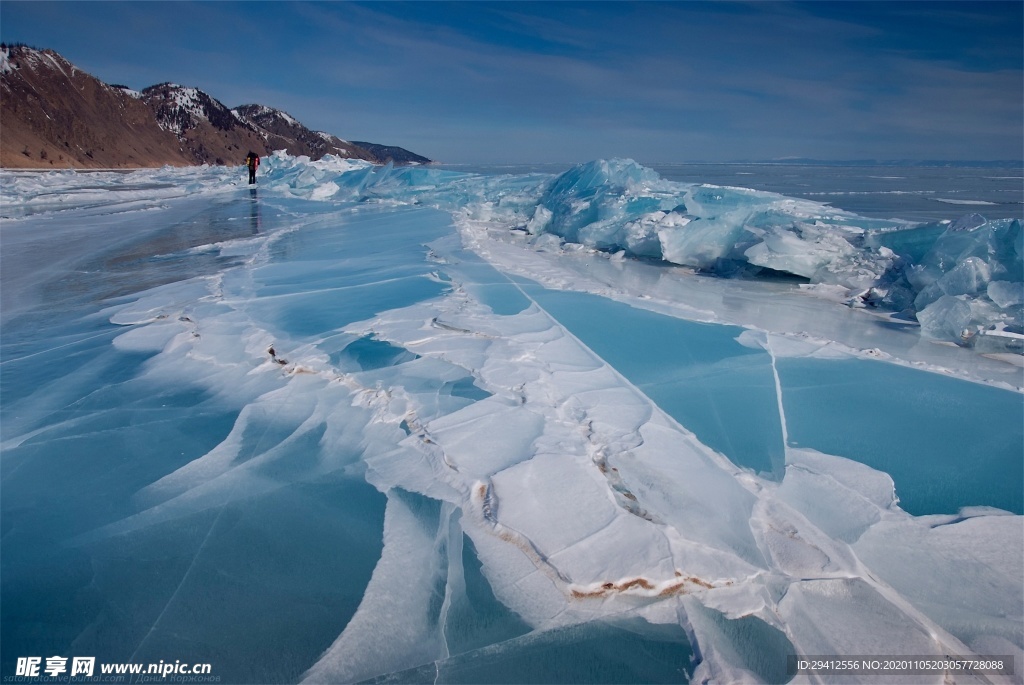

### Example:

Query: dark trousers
xmin=248 ymin=168 xmax=257 ymax=184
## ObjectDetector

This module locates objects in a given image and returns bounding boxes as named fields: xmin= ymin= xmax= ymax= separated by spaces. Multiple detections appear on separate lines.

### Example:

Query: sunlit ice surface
xmin=2 ymin=155 xmax=1021 ymax=684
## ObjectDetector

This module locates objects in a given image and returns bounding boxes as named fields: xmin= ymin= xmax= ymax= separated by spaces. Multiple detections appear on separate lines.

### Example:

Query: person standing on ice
xmin=244 ymin=151 xmax=260 ymax=184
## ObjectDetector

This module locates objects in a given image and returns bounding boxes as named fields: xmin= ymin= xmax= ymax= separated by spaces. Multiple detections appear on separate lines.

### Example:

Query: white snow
xmin=150 ymin=85 xmax=209 ymax=133
xmin=0 ymin=47 xmax=14 ymax=74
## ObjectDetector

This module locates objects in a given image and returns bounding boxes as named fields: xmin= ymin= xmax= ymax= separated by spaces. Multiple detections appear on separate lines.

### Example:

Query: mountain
xmin=0 ymin=46 xmax=193 ymax=168
xmin=232 ymin=104 xmax=376 ymax=162
xmin=136 ymin=82 xmax=273 ymax=167
xmin=0 ymin=44 xmax=430 ymax=168
xmin=350 ymin=141 xmax=431 ymax=165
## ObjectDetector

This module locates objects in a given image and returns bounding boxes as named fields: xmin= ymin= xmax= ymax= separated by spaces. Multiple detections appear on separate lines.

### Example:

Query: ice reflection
xmin=249 ymin=187 xmax=260 ymax=233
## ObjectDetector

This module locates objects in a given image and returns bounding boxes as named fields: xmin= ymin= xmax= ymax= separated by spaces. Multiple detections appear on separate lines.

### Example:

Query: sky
xmin=1 ymin=1 xmax=1021 ymax=164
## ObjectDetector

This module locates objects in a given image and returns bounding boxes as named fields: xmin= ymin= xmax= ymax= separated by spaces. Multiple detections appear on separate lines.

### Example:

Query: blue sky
xmin=2 ymin=1 xmax=1021 ymax=164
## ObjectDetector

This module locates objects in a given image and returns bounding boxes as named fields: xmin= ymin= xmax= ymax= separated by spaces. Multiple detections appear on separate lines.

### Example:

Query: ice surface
xmin=777 ymin=358 xmax=1023 ymax=516
xmin=301 ymin=490 xmax=450 ymax=683
xmin=853 ymin=513 xmax=1023 ymax=664
xmin=2 ymin=158 xmax=1021 ymax=684
xmin=517 ymin=288 xmax=786 ymax=477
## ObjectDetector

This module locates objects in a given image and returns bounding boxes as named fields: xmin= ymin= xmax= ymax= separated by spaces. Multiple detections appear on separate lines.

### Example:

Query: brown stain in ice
xmin=569 ymin=573 xmax=722 ymax=600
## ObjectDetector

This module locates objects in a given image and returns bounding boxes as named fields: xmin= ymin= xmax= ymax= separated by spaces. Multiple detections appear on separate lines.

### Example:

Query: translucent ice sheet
xmin=2 ymin=160 xmax=1020 ymax=684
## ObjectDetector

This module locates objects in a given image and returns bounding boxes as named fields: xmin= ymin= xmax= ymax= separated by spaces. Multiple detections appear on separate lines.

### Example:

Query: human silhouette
xmin=244 ymin=151 xmax=260 ymax=184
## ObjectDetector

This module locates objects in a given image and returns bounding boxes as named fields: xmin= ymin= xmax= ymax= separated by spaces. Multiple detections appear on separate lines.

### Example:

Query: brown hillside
xmin=0 ymin=46 xmax=193 ymax=168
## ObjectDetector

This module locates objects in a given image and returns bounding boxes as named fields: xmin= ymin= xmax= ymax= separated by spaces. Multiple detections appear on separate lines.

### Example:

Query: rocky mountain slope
xmin=350 ymin=141 xmax=431 ymax=165
xmin=0 ymin=44 xmax=430 ymax=168
xmin=232 ymin=104 xmax=376 ymax=162
xmin=0 ymin=47 xmax=194 ymax=168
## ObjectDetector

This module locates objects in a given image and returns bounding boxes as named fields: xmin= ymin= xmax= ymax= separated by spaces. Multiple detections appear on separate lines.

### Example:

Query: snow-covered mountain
xmin=0 ymin=44 xmax=430 ymax=168
xmin=350 ymin=140 xmax=431 ymax=165
xmin=0 ymin=46 xmax=194 ymax=168
xmin=136 ymin=83 xmax=287 ymax=167
xmin=142 ymin=83 xmax=240 ymax=137
xmin=232 ymin=103 xmax=376 ymax=162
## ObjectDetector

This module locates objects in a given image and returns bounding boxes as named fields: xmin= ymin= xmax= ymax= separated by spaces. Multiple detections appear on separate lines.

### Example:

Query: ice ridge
xmin=5 ymin=150 xmax=1014 ymax=354
xmin=245 ymin=154 xmax=1023 ymax=350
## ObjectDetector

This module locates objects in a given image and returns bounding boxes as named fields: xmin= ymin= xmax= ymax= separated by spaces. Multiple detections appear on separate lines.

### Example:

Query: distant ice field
xmin=440 ymin=162 xmax=1024 ymax=223
xmin=1 ymin=157 xmax=1021 ymax=684
xmin=653 ymin=163 xmax=1024 ymax=224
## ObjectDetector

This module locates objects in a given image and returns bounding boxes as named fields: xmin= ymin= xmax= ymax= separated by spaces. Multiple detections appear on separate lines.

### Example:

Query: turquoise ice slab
xmin=1 ymin=474 xmax=387 ymax=683
xmin=779 ymin=357 xmax=1024 ymax=515
xmin=327 ymin=335 xmax=420 ymax=372
xmin=513 ymin=284 xmax=1022 ymax=516
xmin=243 ymin=207 xmax=453 ymax=338
xmin=45 ymin=196 xmax=293 ymax=314
xmin=0 ymin=386 xmax=237 ymax=554
xmin=684 ymin=600 xmax=797 ymax=685
xmin=443 ymin=534 xmax=532 ymax=656
xmin=125 ymin=475 xmax=386 ymax=683
xmin=469 ymin=282 xmax=533 ymax=315
xmin=0 ymin=201 xmax=446 ymax=680
xmin=519 ymin=286 xmax=785 ymax=477
xmin=449 ymin=260 xmax=532 ymax=316
xmin=362 ymin=619 xmax=694 ymax=684
xmin=246 ymin=276 xmax=449 ymax=338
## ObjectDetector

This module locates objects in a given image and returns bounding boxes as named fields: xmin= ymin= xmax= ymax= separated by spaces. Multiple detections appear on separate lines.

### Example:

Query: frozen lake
xmin=2 ymin=157 xmax=1021 ymax=684
xmin=441 ymin=161 xmax=1024 ymax=223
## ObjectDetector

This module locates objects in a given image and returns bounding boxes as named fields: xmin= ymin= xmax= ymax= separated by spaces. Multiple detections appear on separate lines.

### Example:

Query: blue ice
xmin=1 ymin=158 xmax=1021 ymax=684
xmin=780 ymin=357 xmax=1024 ymax=515
xmin=517 ymin=287 xmax=785 ymax=477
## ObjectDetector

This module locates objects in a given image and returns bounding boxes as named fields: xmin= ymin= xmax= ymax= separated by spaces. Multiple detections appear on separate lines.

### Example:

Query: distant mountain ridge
xmin=0 ymin=44 xmax=431 ymax=169
xmin=232 ymin=104 xmax=379 ymax=162
xmin=350 ymin=142 xmax=432 ymax=166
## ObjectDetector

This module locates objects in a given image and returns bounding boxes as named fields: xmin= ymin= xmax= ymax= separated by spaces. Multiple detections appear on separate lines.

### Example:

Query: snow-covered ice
xmin=1 ymin=156 xmax=1021 ymax=684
